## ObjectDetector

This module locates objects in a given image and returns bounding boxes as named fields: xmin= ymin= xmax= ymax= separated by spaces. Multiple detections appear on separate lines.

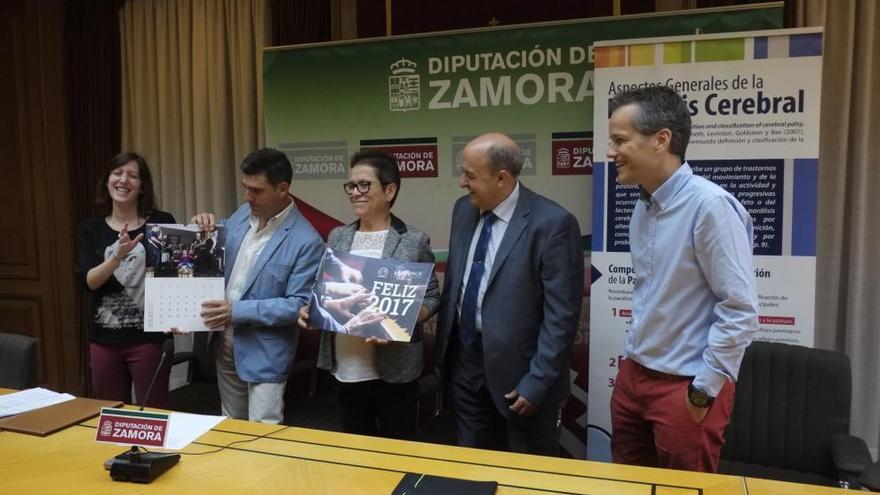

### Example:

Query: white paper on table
xmin=144 ymin=277 xmax=225 ymax=332
xmin=161 ymin=413 xmax=227 ymax=450
xmin=0 ymin=388 xmax=75 ymax=417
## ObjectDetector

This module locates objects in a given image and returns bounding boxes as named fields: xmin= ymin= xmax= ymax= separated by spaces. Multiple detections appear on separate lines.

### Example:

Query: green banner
xmin=265 ymin=6 xmax=781 ymax=254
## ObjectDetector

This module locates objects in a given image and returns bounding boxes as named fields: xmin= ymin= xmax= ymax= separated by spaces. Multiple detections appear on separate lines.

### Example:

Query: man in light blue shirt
xmin=607 ymin=86 xmax=758 ymax=472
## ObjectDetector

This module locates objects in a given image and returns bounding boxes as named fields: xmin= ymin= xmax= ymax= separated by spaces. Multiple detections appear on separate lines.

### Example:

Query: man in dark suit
xmin=436 ymin=133 xmax=584 ymax=455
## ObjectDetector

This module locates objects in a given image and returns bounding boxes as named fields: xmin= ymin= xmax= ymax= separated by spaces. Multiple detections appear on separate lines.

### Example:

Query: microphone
xmin=139 ymin=339 xmax=175 ymax=410
xmin=108 ymin=338 xmax=181 ymax=483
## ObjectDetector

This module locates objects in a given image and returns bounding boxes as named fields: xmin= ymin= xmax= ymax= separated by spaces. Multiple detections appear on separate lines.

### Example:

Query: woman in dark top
xmin=77 ymin=152 xmax=175 ymax=407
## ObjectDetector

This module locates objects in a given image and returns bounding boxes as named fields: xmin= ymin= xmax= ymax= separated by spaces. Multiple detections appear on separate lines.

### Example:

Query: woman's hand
xmin=114 ymin=222 xmax=144 ymax=261
xmin=416 ymin=306 xmax=431 ymax=324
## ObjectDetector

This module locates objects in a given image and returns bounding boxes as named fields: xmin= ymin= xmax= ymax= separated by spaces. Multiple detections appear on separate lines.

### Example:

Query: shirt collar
xmin=249 ymin=198 xmax=294 ymax=233
xmin=490 ymin=181 xmax=520 ymax=224
xmin=642 ymin=162 xmax=693 ymax=211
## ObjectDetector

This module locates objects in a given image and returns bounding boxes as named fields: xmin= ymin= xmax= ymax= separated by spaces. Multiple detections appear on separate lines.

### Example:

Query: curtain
xmin=65 ymin=0 xmax=126 ymax=397
xmin=272 ymin=0 xmax=331 ymax=45
xmin=784 ymin=0 xmax=825 ymax=27
xmin=119 ymin=0 xmax=269 ymax=220
xmin=808 ymin=0 xmax=880 ymax=454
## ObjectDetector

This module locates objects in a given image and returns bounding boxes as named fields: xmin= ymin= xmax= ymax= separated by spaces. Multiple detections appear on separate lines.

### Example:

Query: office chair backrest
xmin=721 ymin=341 xmax=851 ymax=481
xmin=0 ymin=332 xmax=38 ymax=389
xmin=189 ymin=332 xmax=216 ymax=383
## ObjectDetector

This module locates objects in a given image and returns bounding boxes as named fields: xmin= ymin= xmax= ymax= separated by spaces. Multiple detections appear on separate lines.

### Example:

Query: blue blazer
xmin=436 ymin=186 xmax=584 ymax=420
xmin=223 ymin=202 xmax=324 ymax=383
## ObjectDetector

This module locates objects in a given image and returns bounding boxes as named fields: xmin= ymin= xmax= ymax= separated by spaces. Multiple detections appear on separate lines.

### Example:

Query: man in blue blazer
xmin=194 ymin=148 xmax=324 ymax=424
xmin=436 ymin=133 xmax=584 ymax=455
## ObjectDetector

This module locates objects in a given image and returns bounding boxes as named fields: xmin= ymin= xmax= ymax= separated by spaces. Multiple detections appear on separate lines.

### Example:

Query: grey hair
xmin=485 ymin=139 xmax=524 ymax=177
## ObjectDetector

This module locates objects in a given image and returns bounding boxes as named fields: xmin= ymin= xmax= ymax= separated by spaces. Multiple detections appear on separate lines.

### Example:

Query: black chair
xmin=858 ymin=460 xmax=880 ymax=491
xmin=719 ymin=341 xmax=872 ymax=487
xmin=416 ymin=319 xmax=442 ymax=428
xmin=168 ymin=333 xmax=221 ymax=415
xmin=286 ymin=327 xmax=320 ymax=403
xmin=0 ymin=332 xmax=38 ymax=389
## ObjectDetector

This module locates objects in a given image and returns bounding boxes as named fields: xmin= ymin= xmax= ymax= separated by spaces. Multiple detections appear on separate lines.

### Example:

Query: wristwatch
xmin=687 ymin=383 xmax=715 ymax=408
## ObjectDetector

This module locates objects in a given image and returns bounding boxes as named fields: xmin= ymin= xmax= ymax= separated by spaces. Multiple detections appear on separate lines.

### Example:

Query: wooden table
xmin=0 ymin=392 xmax=849 ymax=494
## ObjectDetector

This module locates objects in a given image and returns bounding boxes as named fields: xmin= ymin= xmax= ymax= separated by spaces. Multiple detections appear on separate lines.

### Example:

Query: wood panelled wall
xmin=0 ymin=0 xmax=80 ymax=392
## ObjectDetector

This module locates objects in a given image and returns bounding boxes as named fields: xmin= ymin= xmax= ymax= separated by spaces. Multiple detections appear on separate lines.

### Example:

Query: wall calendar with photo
xmin=307 ymin=249 xmax=434 ymax=342
xmin=144 ymin=224 xmax=226 ymax=332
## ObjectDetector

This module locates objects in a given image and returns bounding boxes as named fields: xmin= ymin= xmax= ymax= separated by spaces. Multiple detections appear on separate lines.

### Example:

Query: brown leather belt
xmin=629 ymin=359 xmax=691 ymax=381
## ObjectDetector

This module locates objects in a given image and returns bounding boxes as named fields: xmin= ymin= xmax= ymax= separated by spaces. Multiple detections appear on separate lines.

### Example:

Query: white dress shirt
xmin=226 ymin=200 xmax=294 ymax=304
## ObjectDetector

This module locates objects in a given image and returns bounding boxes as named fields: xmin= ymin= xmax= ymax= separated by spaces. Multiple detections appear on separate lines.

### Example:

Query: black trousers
xmin=334 ymin=377 xmax=419 ymax=440
xmin=450 ymin=333 xmax=560 ymax=456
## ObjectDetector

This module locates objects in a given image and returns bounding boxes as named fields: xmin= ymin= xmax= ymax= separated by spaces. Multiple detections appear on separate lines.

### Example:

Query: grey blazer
xmin=316 ymin=215 xmax=441 ymax=383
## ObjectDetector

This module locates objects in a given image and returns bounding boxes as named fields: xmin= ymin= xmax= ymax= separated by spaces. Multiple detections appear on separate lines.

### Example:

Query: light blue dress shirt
xmin=627 ymin=163 xmax=758 ymax=397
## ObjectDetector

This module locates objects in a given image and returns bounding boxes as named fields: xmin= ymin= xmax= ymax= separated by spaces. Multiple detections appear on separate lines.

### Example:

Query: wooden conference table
xmin=0 ymin=392 xmax=849 ymax=494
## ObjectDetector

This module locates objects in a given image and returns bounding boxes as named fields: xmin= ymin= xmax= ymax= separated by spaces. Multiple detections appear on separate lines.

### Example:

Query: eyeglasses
xmin=342 ymin=180 xmax=386 ymax=194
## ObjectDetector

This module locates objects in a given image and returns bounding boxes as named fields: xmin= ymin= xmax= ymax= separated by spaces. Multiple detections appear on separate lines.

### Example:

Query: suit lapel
xmin=224 ymin=215 xmax=249 ymax=283
xmin=241 ymin=211 xmax=298 ymax=296
xmin=486 ymin=188 xmax=531 ymax=289
xmin=382 ymin=226 xmax=402 ymax=259
xmin=443 ymin=203 xmax=479 ymax=308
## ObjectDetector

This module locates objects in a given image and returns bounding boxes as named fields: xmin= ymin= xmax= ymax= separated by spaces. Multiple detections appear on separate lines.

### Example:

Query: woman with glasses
xmin=299 ymin=149 xmax=440 ymax=439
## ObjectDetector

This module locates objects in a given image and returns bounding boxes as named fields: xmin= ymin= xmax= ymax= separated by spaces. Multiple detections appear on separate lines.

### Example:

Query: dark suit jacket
xmin=436 ymin=186 xmax=584 ymax=420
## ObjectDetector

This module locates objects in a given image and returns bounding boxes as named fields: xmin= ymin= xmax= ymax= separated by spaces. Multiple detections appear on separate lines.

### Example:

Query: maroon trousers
xmin=610 ymin=358 xmax=734 ymax=473
xmin=90 ymin=341 xmax=170 ymax=408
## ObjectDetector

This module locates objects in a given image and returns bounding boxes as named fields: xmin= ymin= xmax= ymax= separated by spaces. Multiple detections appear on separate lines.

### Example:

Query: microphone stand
xmin=108 ymin=339 xmax=181 ymax=483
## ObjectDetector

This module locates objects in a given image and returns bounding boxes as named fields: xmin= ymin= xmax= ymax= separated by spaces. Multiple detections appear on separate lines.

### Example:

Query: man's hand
xmin=685 ymin=392 xmax=709 ymax=423
xmin=191 ymin=212 xmax=217 ymax=232
xmin=504 ymin=389 xmax=536 ymax=416
xmin=201 ymin=299 xmax=232 ymax=329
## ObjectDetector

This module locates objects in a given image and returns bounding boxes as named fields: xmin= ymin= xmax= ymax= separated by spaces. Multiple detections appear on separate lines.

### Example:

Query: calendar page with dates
xmin=143 ymin=223 xmax=226 ymax=332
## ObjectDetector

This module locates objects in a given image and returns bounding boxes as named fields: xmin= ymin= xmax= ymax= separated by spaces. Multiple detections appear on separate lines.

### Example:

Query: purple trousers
xmin=90 ymin=341 xmax=170 ymax=408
